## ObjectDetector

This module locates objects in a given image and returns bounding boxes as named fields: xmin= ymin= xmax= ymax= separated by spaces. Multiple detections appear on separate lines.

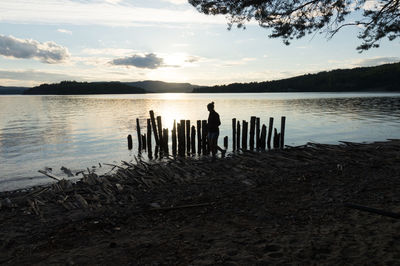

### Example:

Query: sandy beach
xmin=1 ymin=140 xmax=400 ymax=265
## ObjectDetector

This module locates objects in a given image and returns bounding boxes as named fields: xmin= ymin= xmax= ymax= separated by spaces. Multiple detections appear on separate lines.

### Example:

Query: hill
xmin=23 ymin=81 xmax=145 ymax=95
xmin=0 ymin=86 xmax=29 ymax=95
xmin=125 ymin=80 xmax=199 ymax=93
xmin=194 ymin=62 xmax=400 ymax=93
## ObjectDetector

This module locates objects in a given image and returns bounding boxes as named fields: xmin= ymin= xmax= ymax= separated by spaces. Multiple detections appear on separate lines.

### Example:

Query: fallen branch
xmin=344 ymin=203 xmax=400 ymax=219
xmin=103 ymin=163 xmax=124 ymax=170
xmin=148 ymin=202 xmax=213 ymax=212
xmin=38 ymin=170 xmax=61 ymax=181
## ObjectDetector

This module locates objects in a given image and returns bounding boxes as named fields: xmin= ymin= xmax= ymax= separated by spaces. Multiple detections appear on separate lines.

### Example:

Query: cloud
xmin=352 ymin=57 xmax=400 ymax=67
xmin=185 ymin=56 xmax=201 ymax=63
xmin=221 ymin=57 xmax=257 ymax=67
xmin=161 ymin=0 xmax=188 ymax=5
xmin=82 ymin=48 xmax=136 ymax=57
xmin=0 ymin=69 xmax=77 ymax=83
xmin=0 ymin=35 xmax=70 ymax=63
xmin=57 ymin=29 xmax=72 ymax=34
xmin=110 ymin=53 xmax=164 ymax=69
xmin=0 ymin=0 xmax=226 ymax=26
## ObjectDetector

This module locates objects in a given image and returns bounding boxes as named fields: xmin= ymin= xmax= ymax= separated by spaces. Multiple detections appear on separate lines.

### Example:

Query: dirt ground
xmin=1 ymin=140 xmax=400 ymax=265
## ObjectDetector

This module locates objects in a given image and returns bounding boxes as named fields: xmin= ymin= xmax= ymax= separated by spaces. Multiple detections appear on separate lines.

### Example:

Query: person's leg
xmin=207 ymin=133 xmax=215 ymax=157
xmin=211 ymin=134 xmax=218 ymax=157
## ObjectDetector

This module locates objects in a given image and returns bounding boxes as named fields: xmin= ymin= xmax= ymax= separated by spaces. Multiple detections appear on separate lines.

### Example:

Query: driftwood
xmin=38 ymin=170 xmax=61 ymax=181
xmin=147 ymin=202 xmax=212 ymax=212
xmin=344 ymin=203 xmax=400 ymax=219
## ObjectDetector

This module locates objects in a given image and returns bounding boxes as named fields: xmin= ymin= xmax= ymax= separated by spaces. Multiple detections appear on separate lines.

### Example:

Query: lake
xmin=1 ymin=92 xmax=400 ymax=191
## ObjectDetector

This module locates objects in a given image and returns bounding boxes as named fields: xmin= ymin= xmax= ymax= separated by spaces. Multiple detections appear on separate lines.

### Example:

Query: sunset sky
xmin=1 ymin=0 xmax=400 ymax=87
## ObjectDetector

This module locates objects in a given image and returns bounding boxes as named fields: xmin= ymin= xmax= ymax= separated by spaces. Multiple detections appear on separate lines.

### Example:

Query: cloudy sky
xmin=1 ymin=0 xmax=399 ymax=87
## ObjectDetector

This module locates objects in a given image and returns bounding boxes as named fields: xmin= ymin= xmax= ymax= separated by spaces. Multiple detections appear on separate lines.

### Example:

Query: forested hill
xmin=194 ymin=62 xmax=400 ymax=93
xmin=0 ymin=86 xmax=28 ymax=95
xmin=125 ymin=80 xmax=199 ymax=93
xmin=23 ymin=81 xmax=145 ymax=95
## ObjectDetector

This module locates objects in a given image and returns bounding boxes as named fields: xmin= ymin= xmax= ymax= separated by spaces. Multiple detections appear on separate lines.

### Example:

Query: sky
xmin=0 ymin=0 xmax=399 ymax=87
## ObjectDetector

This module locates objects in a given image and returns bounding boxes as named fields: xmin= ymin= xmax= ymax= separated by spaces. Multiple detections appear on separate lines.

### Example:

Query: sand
xmin=1 ymin=140 xmax=400 ymax=265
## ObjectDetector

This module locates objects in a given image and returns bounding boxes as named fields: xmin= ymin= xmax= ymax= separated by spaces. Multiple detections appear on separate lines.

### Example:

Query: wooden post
xmin=163 ymin=128 xmax=169 ymax=153
xmin=180 ymin=119 xmax=186 ymax=156
xmin=197 ymin=120 xmax=201 ymax=155
xmin=256 ymin=117 xmax=260 ymax=150
xmin=232 ymin=118 xmax=236 ymax=151
xmin=186 ymin=120 xmax=191 ymax=155
xmin=177 ymin=123 xmax=182 ymax=156
xmin=149 ymin=110 xmax=159 ymax=145
xmin=236 ymin=121 xmax=241 ymax=150
xmin=260 ymin=124 xmax=267 ymax=150
xmin=127 ymin=134 xmax=132 ymax=150
xmin=156 ymin=116 xmax=163 ymax=148
xmin=273 ymin=128 xmax=280 ymax=149
xmin=142 ymin=134 xmax=146 ymax=151
xmin=280 ymin=116 xmax=286 ymax=149
xmin=224 ymin=136 xmax=228 ymax=149
xmin=249 ymin=116 xmax=256 ymax=150
xmin=191 ymin=125 xmax=196 ymax=154
xmin=172 ymin=120 xmax=177 ymax=156
xmin=155 ymin=145 xmax=159 ymax=159
xmin=242 ymin=120 xmax=248 ymax=150
xmin=147 ymin=119 xmax=152 ymax=152
xmin=267 ymin=117 xmax=274 ymax=150
xmin=201 ymin=120 xmax=207 ymax=154
xmin=136 ymin=118 xmax=142 ymax=151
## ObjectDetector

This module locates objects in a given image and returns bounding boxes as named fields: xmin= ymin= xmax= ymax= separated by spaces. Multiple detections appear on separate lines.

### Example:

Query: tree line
xmin=194 ymin=62 xmax=400 ymax=93
xmin=23 ymin=81 xmax=145 ymax=95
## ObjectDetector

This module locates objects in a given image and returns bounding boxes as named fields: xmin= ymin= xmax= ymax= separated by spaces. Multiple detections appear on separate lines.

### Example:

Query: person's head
xmin=207 ymin=102 xmax=215 ymax=111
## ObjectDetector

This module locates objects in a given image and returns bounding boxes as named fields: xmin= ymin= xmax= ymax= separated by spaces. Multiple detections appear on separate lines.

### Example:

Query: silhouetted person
xmin=207 ymin=102 xmax=225 ymax=159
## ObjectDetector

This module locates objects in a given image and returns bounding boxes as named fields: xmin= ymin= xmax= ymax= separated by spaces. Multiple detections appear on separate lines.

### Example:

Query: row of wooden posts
xmin=127 ymin=110 xmax=286 ymax=158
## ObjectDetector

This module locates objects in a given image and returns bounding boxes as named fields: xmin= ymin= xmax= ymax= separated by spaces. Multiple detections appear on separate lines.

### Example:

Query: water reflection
xmin=0 ymin=93 xmax=399 ymax=191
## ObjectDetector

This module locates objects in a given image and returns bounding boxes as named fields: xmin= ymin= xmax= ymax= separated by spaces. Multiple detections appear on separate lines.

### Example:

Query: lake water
xmin=1 ymin=92 xmax=400 ymax=191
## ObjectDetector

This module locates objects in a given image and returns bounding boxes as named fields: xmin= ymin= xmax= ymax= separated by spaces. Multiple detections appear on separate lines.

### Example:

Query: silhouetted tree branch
xmin=188 ymin=0 xmax=400 ymax=51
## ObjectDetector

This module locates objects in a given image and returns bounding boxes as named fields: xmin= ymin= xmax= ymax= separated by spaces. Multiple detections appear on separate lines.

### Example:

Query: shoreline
xmin=1 ymin=140 xmax=400 ymax=264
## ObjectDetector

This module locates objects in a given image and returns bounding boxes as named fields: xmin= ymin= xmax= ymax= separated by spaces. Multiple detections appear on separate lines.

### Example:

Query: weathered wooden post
xmin=186 ymin=120 xmax=191 ymax=155
xmin=172 ymin=120 xmax=177 ymax=156
xmin=249 ymin=116 xmax=256 ymax=150
xmin=256 ymin=117 xmax=260 ymax=150
xmin=155 ymin=145 xmax=159 ymax=159
xmin=142 ymin=134 xmax=146 ymax=151
xmin=191 ymin=125 xmax=196 ymax=154
xmin=260 ymin=124 xmax=267 ymax=150
xmin=232 ymin=118 xmax=236 ymax=151
xmin=156 ymin=116 xmax=163 ymax=148
xmin=177 ymin=122 xmax=182 ymax=156
xmin=127 ymin=134 xmax=133 ymax=150
xmin=273 ymin=128 xmax=280 ymax=149
xmin=267 ymin=117 xmax=274 ymax=150
xmin=197 ymin=120 xmax=201 ymax=155
xmin=201 ymin=120 xmax=207 ymax=154
xmin=180 ymin=119 xmax=186 ymax=155
xmin=163 ymin=128 xmax=169 ymax=153
xmin=136 ymin=118 xmax=142 ymax=151
xmin=242 ymin=120 xmax=248 ymax=150
xmin=149 ymin=110 xmax=159 ymax=145
xmin=147 ymin=119 xmax=152 ymax=152
xmin=224 ymin=136 xmax=228 ymax=149
xmin=280 ymin=116 xmax=286 ymax=149
xmin=236 ymin=121 xmax=241 ymax=150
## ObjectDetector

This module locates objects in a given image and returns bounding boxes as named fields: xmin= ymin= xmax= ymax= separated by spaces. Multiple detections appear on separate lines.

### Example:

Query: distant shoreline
xmin=2 ymin=62 xmax=399 ymax=95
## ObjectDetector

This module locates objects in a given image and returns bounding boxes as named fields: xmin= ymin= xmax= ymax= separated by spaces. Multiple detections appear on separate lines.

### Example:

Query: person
xmin=207 ymin=102 xmax=225 ymax=159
